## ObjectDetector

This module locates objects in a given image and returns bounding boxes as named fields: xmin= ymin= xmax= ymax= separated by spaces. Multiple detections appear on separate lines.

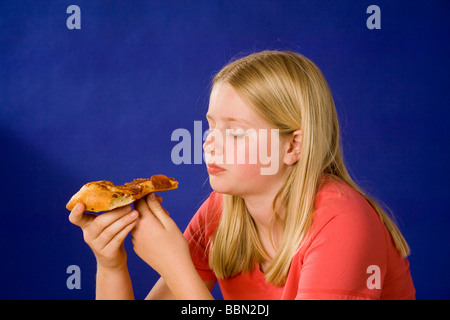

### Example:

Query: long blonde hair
xmin=208 ymin=50 xmax=410 ymax=286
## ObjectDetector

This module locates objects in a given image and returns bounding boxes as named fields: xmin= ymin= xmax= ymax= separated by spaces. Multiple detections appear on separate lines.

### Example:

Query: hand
xmin=68 ymin=203 xmax=139 ymax=270
xmin=131 ymin=193 xmax=192 ymax=278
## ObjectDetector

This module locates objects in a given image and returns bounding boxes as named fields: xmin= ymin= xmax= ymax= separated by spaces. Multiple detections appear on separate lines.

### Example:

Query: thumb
xmin=146 ymin=193 xmax=171 ymax=226
xmin=68 ymin=202 xmax=88 ymax=227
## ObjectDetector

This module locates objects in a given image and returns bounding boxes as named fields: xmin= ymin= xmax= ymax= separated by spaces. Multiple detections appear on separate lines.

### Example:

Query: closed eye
xmin=227 ymin=128 xmax=246 ymax=138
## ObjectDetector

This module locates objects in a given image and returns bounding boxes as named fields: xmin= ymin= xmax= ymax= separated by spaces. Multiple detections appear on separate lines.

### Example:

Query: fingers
xmin=135 ymin=198 xmax=155 ymax=217
xmin=134 ymin=195 xmax=163 ymax=214
xmin=146 ymin=193 xmax=173 ymax=229
xmin=69 ymin=203 xmax=140 ymax=268
xmin=107 ymin=218 xmax=138 ymax=250
xmin=134 ymin=194 xmax=172 ymax=230
xmin=94 ymin=210 xmax=139 ymax=251
xmin=86 ymin=205 xmax=133 ymax=239
xmin=69 ymin=203 xmax=90 ymax=228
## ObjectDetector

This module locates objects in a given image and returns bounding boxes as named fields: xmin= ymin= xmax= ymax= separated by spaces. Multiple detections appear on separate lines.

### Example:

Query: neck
xmin=243 ymin=193 xmax=276 ymax=231
xmin=242 ymin=183 xmax=285 ymax=259
xmin=242 ymin=165 xmax=290 ymax=229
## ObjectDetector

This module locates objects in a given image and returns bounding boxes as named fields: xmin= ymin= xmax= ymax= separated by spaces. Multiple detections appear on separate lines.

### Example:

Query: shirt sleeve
xmin=296 ymin=203 xmax=388 ymax=300
xmin=183 ymin=193 xmax=219 ymax=282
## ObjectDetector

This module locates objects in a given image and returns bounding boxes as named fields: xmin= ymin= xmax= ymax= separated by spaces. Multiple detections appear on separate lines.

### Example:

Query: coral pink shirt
xmin=183 ymin=179 xmax=415 ymax=300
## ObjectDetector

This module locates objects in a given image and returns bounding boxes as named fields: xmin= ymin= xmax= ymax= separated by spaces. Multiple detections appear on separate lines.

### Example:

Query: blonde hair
xmin=208 ymin=50 xmax=410 ymax=286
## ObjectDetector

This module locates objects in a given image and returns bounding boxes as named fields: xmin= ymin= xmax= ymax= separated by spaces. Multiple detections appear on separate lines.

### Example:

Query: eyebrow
xmin=206 ymin=113 xmax=252 ymax=126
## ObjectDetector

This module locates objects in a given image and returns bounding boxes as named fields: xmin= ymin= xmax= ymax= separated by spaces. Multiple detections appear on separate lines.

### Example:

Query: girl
xmin=69 ymin=50 xmax=415 ymax=299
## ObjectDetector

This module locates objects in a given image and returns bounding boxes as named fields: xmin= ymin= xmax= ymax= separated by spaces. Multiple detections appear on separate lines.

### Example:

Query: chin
xmin=208 ymin=175 xmax=241 ymax=196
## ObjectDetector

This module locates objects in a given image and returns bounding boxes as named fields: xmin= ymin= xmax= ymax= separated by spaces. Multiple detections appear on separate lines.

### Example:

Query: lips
xmin=207 ymin=163 xmax=226 ymax=174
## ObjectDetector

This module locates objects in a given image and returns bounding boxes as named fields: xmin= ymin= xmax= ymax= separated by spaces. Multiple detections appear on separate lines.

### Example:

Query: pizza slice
xmin=66 ymin=174 xmax=178 ymax=212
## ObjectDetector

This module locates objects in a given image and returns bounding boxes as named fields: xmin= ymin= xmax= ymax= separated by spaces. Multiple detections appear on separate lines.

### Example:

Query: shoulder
xmin=208 ymin=191 xmax=223 ymax=211
xmin=314 ymin=177 xmax=373 ymax=215
xmin=293 ymin=178 xmax=395 ymax=299
xmin=309 ymin=177 xmax=387 ymax=247
xmin=198 ymin=190 xmax=223 ymax=224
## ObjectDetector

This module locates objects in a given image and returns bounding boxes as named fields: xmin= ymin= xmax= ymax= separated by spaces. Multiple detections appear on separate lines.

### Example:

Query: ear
xmin=283 ymin=130 xmax=302 ymax=166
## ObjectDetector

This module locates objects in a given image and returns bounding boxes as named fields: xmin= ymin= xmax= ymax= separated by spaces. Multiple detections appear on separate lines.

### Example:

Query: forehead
xmin=208 ymin=83 xmax=267 ymax=127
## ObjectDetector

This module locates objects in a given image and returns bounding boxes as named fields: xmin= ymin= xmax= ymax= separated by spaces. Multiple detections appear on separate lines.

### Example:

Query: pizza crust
xmin=66 ymin=174 xmax=178 ymax=212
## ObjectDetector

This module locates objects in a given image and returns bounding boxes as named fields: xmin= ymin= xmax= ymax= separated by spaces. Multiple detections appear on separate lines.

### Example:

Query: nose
xmin=203 ymin=132 xmax=212 ymax=150
xmin=203 ymin=131 xmax=214 ymax=153
xmin=203 ymin=128 xmax=220 ymax=150
xmin=203 ymin=128 xmax=225 ymax=156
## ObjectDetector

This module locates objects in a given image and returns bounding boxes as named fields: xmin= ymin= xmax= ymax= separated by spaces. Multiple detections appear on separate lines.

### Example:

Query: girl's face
xmin=203 ymin=82 xmax=291 ymax=197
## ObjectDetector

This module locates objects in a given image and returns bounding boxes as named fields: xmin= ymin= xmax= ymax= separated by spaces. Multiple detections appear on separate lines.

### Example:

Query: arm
xmin=295 ymin=209 xmax=387 ymax=300
xmin=146 ymin=277 xmax=216 ymax=300
xmin=96 ymin=263 xmax=134 ymax=300
xmin=161 ymin=261 xmax=214 ymax=300
xmin=132 ymin=194 xmax=214 ymax=300
xmin=69 ymin=203 xmax=138 ymax=300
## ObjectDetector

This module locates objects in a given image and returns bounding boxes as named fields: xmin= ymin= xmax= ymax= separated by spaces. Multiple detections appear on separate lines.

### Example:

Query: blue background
xmin=0 ymin=0 xmax=449 ymax=299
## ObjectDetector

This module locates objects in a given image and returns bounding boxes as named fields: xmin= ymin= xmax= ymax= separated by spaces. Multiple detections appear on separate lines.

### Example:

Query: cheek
xmin=230 ymin=136 xmax=263 ymax=176
xmin=236 ymin=134 xmax=260 ymax=163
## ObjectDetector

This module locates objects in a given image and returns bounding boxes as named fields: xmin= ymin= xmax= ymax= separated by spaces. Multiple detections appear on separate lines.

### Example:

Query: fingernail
xmin=149 ymin=193 xmax=155 ymax=200
xmin=129 ymin=211 xmax=138 ymax=219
